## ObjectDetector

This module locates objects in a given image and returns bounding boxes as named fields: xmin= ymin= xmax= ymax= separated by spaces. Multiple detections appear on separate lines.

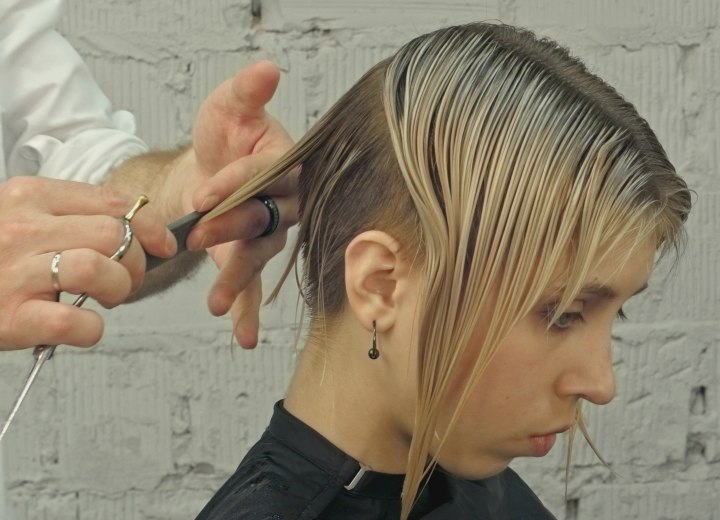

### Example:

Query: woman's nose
xmin=555 ymin=332 xmax=616 ymax=405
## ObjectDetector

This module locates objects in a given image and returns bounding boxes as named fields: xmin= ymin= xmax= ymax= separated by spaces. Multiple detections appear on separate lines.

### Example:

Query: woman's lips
xmin=528 ymin=433 xmax=557 ymax=456
xmin=528 ymin=426 xmax=569 ymax=456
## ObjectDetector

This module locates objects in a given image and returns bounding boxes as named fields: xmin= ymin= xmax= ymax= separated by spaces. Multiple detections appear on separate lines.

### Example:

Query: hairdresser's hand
xmin=0 ymin=177 xmax=175 ymax=351
xmin=174 ymin=61 xmax=298 ymax=347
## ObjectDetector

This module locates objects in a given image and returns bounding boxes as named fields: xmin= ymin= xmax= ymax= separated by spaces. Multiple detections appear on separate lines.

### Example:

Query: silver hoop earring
xmin=368 ymin=320 xmax=379 ymax=360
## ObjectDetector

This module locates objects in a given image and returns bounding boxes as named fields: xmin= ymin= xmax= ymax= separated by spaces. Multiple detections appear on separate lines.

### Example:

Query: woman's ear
xmin=344 ymin=230 xmax=414 ymax=332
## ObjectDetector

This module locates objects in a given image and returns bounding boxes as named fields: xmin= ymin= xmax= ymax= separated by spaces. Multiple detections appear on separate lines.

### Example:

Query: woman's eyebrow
xmin=579 ymin=284 xmax=616 ymax=300
xmin=578 ymin=282 xmax=649 ymax=300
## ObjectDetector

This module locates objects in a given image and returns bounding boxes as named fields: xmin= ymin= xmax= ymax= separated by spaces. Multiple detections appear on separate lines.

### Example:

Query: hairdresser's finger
xmin=206 ymin=235 xmax=286 ymax=317
xmin=125 ymin=202 xmax=178 ymax=259
xmin=9 ymin=214 xmax=129 ymax=257
xmin=3 ymin=176 xmax=125 ymax=217
xmin=206 ymin=241 xmax=263 ymax=317
xmin=0 ymin=178 xmax=174 ymax=258
xmin=39 ymin=215 xmax=151 ymax=295
xmin=193 ymin=153 xmax=298 ymax=213
xmin=79 ymin=192 xmax=175 ymax=259
xmin=47 ymin=178 xmax=174 ymax=258
xmin=116 ymin=232 xmax=151 ymax=295
xmin=10 ymin=299 xmax=104 ymax=349
xmin=25 ymin=249 xmax=133 ymax=307
xmin=229 ymin=275 xmax=263 ymax=349
xmin=187 ymin=195 xmax=296 ymax=250
xmin=227 ymin=60 xmax=281 ymax=117
xmin=15 ymin=214 xmax=153 ymax=291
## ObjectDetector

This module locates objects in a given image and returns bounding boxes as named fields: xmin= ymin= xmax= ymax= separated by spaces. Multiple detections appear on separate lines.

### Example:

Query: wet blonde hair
xmin=206 ymin=23 xmax=690 ymax=518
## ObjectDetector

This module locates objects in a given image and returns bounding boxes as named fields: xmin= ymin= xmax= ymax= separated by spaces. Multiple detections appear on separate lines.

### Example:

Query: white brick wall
xmin=0 ymin=1 xmax=717 ymax=518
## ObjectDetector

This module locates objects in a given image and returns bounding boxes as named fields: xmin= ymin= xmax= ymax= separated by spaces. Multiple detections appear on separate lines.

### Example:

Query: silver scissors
xmin=0 ymin=195 xmax=151 ymax=442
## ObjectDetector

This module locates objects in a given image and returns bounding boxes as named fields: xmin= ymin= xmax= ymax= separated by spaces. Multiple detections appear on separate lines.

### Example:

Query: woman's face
xmin=431 ymin=240 xmax=655 ymax=479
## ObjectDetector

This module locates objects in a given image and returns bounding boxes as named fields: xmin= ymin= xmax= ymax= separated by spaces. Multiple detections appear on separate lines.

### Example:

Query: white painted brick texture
xmin=0 ymin=1 xmax=717 ymax=518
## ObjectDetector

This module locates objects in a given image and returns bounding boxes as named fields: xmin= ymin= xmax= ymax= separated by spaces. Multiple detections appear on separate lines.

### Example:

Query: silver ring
xmin=255 ymin=196 xmax=280 ymax=237
xmin=50 ymin=252 xmax=62 ymax=292
xmin=110 ymin=218 xmax=134 ymax=261
xmin=106 ymin=194 xmax=148 ymax=262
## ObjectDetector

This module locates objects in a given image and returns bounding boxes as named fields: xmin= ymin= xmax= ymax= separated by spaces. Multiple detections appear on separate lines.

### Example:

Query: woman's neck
xmin=284 ymin=319 xmax=414 ymax=474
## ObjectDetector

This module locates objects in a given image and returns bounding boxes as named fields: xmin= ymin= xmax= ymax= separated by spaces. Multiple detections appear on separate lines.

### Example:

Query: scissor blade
xmin=145 ymin=211 xmax=206 ymax=272
xmin=0 ymin=347 xmax=54 ymax=442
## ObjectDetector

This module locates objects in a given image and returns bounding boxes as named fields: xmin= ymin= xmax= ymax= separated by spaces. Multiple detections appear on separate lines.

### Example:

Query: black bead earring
xmin=368 ymin=320 xmax=380 ymax=360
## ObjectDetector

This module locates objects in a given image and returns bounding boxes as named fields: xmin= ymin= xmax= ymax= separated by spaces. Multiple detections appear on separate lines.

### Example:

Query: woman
xmin=195 ymin=22 xmax=691 ymax=519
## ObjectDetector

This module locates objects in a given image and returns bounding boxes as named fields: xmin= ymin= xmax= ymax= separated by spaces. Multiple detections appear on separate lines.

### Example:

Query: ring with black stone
xmin=255 ymin=196 xmax=280 ymax=238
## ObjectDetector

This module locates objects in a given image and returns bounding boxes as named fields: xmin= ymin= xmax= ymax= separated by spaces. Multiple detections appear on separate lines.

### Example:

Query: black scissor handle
xmin=145 ymin=211 xmax=206 ymax=271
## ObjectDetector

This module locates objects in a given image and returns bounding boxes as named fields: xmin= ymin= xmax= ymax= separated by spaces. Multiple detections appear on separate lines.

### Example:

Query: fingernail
xmin=199 ymin=195 xmax=220 ymax=212
xmin=165 ymin=231 xmax=177 ymax=255
xmin=191 ymin=233 xmax=212 ymax=251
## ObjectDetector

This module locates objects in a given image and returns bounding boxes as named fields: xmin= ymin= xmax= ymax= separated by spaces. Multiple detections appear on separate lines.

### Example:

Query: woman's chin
xmin=436 ymin=454 xmax=512 ymax=481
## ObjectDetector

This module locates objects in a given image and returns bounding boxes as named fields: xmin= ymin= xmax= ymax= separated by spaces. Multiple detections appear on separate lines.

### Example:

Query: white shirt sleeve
xmin=0 ymin=0 xmax=149 ymax=185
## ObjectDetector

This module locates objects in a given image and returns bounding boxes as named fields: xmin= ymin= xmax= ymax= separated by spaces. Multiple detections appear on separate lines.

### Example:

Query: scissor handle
xmin=145 ymin=211 xmax=206 ymax=271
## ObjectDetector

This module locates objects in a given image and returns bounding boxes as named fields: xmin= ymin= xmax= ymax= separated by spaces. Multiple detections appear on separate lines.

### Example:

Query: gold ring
xmin=124 ymin=195 xmax=149 ymax=221
xmin=50 ymin=252 xmax=62 ymax=292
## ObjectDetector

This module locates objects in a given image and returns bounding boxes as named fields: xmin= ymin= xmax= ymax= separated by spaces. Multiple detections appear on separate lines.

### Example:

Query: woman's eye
xmin=553 ymin=312 xmax=584 ymax=329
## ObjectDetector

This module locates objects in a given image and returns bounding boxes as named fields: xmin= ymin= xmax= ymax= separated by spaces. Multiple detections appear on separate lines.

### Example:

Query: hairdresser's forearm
xmin=104 ymin=146 xmax=195 ymax=223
